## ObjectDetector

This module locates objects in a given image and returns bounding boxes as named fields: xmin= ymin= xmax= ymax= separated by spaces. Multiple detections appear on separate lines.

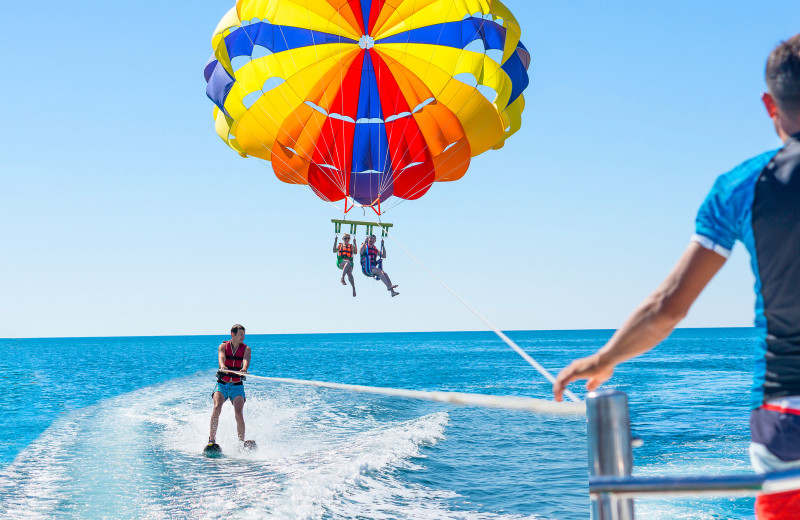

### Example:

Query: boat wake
xmin=0 ymin=374 xmax=543 ymax=519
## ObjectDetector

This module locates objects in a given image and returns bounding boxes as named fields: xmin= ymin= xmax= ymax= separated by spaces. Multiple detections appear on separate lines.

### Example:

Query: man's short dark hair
xmin=766 ymin=34 xmax=800 ymax=115
xmin=231 ymin=324 xmax=245 ymax=335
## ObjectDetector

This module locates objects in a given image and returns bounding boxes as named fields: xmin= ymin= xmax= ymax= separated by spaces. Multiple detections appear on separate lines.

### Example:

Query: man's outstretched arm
xmin=553 ymin=241 xmax=727 ymax=401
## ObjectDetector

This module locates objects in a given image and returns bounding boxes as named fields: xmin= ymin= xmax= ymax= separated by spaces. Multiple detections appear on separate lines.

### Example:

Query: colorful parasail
xmin=205 ymin=0 xmax=530 ymax=214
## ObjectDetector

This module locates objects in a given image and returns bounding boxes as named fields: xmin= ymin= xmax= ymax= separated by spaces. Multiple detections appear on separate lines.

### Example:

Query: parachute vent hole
xmin=400 ymin=162 xmax=423 ymax=171
xmin=412 ymin=97 xmax=435 ymax=113
xmin=305 ymin=101 xmax=328 ymax=116
xmin=464 ymin=40 xmax=486 ymax=54
xmin=358 ymin=35 xmax=375 ymax=50
xmin=242 ymin=91 xmax=262 ymax=109
xmin=261 ymin=77 xmax=285 ymax=92
xmin=477 ymin=85 xmax=499 ymax=103
xmin=251 ymin=45 xmax=273 ymax=60
xmin=329 ymin=113 xmax=356 ymax=123
xmin=385 ymin=111 xmax=411 ymax=123
xmin=486 ymin=49 xmax=504 ymax=65
xmin=453 ymin=72 xmax=478 ymax=88
xmin=231 ymin=56 xmax=251 ymax=71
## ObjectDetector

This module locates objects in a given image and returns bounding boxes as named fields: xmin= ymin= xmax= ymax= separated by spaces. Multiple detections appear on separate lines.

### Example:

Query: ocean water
xmin=0 ymin=328 xmax=758 ymax=519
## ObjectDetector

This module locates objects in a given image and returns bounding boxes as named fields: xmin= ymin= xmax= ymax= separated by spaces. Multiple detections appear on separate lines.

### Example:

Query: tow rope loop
xmin=383 ymin=231 xmax=581 ymax=403
xmin=220 ymin=370 xmax=585 ymax=415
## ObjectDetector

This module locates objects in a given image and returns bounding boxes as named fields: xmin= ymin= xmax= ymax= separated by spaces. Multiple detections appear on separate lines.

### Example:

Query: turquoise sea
xmin=0 ymin=328 xmax=758 ymax=519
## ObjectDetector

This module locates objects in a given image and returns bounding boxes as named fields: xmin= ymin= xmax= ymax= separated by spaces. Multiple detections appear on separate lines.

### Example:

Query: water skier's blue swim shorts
xmin=213 ymin=382 xmax=246 ymax=402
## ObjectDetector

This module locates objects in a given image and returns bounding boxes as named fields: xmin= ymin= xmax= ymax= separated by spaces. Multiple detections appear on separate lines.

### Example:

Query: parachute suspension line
xmin=251 ymin=156 xmax=345 ymax=214
xmin=378 ymin=141 xmax=475 ymax=215
xmin=219 ymin=370 xmax=585 ymax=415
xmin=389 ymin=141 xmax=475 ymax=206
xmin=385 ymin=231 xmax=582 ymax=403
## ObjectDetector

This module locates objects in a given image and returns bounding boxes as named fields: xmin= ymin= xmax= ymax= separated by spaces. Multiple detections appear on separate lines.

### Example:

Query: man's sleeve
xmin=693 ymin=176 xmax=739 ymax=258
xmin=692 ymin=150 xmax=777 ymax=259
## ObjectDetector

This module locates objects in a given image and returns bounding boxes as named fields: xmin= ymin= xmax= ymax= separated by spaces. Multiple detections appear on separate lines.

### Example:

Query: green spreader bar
xmin=332 ymin=219 xmax=393 ymax=237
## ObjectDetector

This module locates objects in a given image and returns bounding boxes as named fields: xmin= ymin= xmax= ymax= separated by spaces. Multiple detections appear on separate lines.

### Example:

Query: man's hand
xmin=553 ymin=354 xmax=615 ymax=402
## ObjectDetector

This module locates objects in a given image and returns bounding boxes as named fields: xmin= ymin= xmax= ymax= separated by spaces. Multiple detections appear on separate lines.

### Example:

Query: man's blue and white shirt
xmin=694 ymin=133 xmax=800 ymax=409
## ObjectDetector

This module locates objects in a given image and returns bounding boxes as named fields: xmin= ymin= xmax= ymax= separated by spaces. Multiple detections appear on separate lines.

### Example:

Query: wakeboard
xmin=203 ymin=442 xmax=223 ymax=458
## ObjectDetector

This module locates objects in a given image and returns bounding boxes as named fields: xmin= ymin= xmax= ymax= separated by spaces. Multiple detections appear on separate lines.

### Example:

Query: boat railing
xmin=587 ymin=389 xmax=800 ymax=519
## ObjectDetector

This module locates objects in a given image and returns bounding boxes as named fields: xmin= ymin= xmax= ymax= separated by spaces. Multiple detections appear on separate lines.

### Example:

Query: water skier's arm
xmin=217 ymin=343 xmax=227 ymax=370
xmin=553 ymin=242 xmax=727 ymax=401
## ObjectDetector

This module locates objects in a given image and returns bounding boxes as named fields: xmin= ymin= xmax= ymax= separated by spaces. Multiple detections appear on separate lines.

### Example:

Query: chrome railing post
xmin=587 ymin=390 xmax=635 ymax=520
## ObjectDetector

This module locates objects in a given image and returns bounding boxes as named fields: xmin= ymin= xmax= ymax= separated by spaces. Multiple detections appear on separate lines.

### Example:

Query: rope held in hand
xmin=220 ymin=370 xmax=585 ymax=416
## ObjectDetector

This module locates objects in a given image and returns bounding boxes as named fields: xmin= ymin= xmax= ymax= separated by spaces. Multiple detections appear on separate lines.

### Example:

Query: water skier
xmin=207 ymin=324 xmax=252 ymax=452
xmin=553 ymin=35 xmax=800 ymax=519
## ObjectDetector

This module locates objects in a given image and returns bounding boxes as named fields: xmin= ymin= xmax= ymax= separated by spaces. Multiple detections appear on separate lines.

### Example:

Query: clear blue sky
xmin=2 ymin=1 xmax=798 ymax=338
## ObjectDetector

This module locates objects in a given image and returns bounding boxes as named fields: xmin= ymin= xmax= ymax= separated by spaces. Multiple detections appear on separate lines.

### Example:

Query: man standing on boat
xmin=207 ymin=324 xmax=251 ymax=451
xmin=554 ymin=35 xmax=800 ymax=519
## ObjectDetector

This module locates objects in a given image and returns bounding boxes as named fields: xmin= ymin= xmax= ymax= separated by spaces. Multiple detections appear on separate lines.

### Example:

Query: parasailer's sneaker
xmin=391 ymin=290 xmax=399 ymax=297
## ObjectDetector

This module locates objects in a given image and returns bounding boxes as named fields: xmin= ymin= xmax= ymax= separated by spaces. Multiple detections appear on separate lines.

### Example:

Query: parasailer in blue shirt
xmin=360 ymin=235 xmax=399 ymax=297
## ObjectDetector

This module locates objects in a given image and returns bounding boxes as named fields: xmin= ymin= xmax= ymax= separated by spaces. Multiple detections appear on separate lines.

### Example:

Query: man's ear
xmin=762 ymin=92 xmax=780 ymax=118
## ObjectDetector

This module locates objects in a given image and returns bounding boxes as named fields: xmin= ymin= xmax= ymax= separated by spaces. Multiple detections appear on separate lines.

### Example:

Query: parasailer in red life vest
xmin=334 ymin=233 xmax=357 ymax=297
xmin=207 ymin=324 xmax=251 ymax=451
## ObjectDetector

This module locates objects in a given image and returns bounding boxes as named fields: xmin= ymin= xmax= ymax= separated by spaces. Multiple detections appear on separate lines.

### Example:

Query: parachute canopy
xmin=205 ymin=0 xmax=530 ymax=212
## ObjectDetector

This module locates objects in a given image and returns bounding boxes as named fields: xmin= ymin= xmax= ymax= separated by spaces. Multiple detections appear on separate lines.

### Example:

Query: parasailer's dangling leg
xmin=334 ymin=234 xmax=357 ymax=296
xmin=343 ymin=260 xmax=356 ymax=297
xmin=371 ymin=267 xmax=399 ymax=297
